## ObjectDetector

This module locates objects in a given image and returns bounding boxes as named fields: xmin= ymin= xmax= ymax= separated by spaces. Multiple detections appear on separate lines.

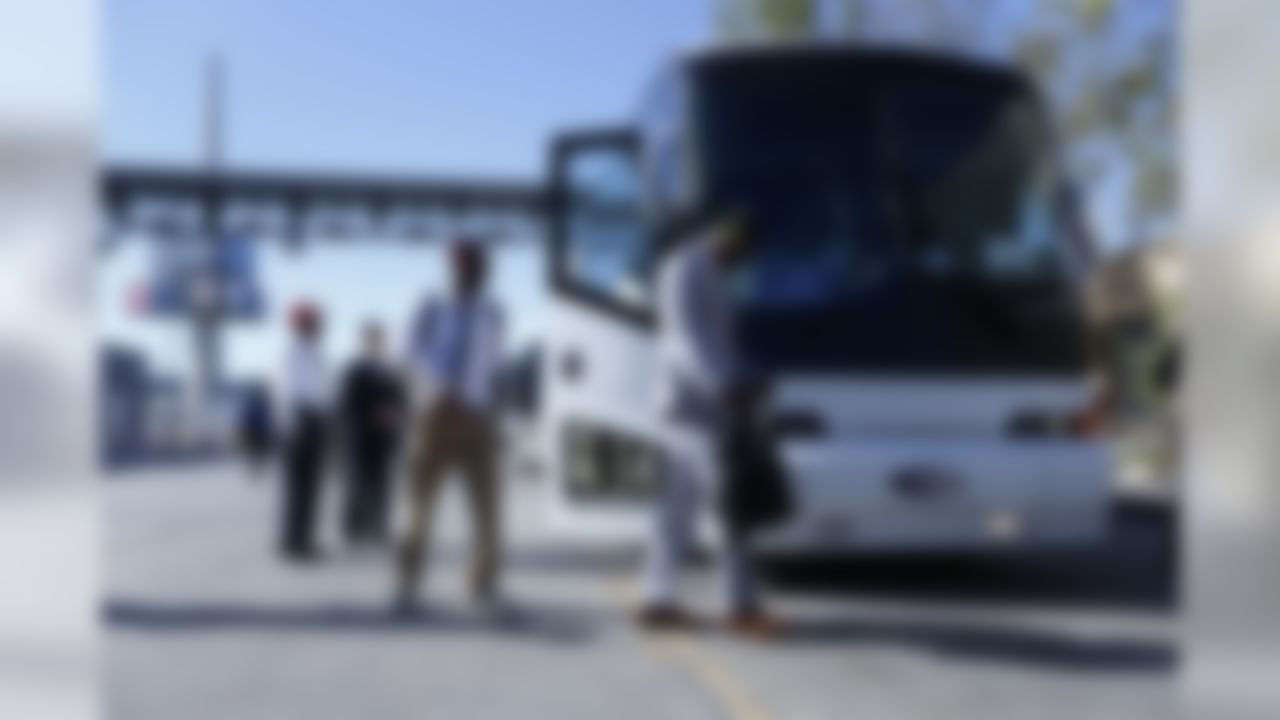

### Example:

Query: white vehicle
xmin=539 ymin=47 xmax=1109 ymax=554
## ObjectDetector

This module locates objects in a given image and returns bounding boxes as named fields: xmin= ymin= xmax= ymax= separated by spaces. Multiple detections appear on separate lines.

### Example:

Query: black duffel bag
xmin=718 ymin=417 xmax=794 ymax=538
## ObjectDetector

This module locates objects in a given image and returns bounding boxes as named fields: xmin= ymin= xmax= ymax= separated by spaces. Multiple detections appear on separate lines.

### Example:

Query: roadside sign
xmin=145 ymin=232 xmax=265 ymax=320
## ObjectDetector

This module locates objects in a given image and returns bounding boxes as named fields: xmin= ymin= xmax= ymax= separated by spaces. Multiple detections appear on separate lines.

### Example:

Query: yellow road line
xmin=606 ymin=578 xmax=775 ymax=720
xmin=656 ymin=634 xmax=775 ymax=720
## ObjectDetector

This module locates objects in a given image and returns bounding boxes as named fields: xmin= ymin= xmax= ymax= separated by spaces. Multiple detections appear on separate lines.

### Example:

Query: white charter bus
xmin=539 ymin=47 xmax=1109 ymax=554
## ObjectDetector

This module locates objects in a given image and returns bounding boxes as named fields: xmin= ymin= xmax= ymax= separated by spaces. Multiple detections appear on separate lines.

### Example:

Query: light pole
xmin=192 ymin=52 xmax=225 ymax=445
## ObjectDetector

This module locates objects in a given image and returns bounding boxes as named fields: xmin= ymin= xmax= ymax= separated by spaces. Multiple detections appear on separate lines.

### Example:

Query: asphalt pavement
xmin=104 ymin=461 xmax=1178 ymax=720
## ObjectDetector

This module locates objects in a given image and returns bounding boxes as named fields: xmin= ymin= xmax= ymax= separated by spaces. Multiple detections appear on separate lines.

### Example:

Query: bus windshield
xmin=695 ymin=56 xmax=1087 ymax=375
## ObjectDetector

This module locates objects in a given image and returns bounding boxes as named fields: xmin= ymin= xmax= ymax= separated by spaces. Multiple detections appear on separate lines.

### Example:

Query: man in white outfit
xmin=278 ymin=301 xmax=332 ymax=562
xmin=639 ymin=213 xmax=777 ymax=637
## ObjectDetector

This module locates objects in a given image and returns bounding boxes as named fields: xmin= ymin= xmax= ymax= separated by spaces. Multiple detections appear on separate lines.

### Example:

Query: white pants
xmin=643 ymin=427 xmax=758 ymax=614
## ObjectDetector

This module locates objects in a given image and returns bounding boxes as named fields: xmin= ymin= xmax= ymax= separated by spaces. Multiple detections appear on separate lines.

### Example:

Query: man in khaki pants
xmin=396 ymin=240 xmax=504 ymax=613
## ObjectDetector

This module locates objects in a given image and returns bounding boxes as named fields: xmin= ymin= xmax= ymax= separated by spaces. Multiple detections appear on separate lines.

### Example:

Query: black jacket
xmin=340 ymin=359 xmax=404 ymax=451
xmin=719 ymin=418 xmax=793 ymax=537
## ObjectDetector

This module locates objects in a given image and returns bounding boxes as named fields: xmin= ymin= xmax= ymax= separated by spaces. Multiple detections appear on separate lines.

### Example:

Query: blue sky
xmin=105 ymin=0 xmax=714 ymax=177
xmin=101 ymin=1 xmax=716 ymax=380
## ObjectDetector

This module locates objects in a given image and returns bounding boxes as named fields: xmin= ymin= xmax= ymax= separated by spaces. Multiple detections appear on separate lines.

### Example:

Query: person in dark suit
xmin=340 ymin=321 xmax=405 ymax=546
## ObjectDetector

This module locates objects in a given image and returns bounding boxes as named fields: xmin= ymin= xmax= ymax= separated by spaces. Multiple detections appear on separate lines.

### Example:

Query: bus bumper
xmin=754 ymin=438 xmax=1112 ymax=555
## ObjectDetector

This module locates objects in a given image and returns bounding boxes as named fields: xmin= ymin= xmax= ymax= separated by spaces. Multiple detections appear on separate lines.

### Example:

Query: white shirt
xmin=406 ymin=292 xmax=504 ymax=412
xmin=279 ymin=339 xmax=332 ymax=429
xmin=655 ymin=235 xmax=743 ymax=426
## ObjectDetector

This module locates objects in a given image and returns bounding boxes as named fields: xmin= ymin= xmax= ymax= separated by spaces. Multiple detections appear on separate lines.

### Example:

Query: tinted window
xmin=638 ymin=67 xmax=694 ymax=219
xmin=889 ymin=80 xmax=1066 ymax=282
xmin=694 ymin=57 xmax=1086 ymax=374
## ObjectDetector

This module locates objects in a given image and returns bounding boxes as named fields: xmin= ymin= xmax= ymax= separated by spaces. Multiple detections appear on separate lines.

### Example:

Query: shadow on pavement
xmin=778 ymin=616 xmax=1176 ymax=674
xmin=104 ymin=599 xmax=598 ymax=645
xmin=764 ymin=500 xmax=1177 ymax=613
xmin=423 ymin=544 xmax=640 ymax=577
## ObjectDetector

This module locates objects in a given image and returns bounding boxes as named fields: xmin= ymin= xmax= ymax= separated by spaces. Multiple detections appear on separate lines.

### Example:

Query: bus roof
xmin=671 ymin=43 xmax=1036 ymax=97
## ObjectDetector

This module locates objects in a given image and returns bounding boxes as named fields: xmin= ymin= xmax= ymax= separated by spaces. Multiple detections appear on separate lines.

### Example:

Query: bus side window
xmin=559 ymin=139 xmax=651 ymax=316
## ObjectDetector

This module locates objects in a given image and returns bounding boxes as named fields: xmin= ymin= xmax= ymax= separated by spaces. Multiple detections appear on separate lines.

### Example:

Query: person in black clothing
xmin=340 ymin=321 xmax=405 ymax=546
xmin=238 ymin=380 xmax=275 ymax=480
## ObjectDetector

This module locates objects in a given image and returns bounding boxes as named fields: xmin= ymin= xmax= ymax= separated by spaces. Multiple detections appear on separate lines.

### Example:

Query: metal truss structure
xmin=100 ymin=164 xmax=549 ymax=246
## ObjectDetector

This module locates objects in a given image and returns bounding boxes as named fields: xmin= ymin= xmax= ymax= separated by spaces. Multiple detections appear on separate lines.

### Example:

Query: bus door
xmin=543 ymin=129 xmax=661 ymax=535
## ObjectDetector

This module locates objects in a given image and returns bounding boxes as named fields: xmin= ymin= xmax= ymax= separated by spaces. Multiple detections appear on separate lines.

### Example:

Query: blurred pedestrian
xmin=238 ymin=379 xmax=275 ymax=480
xmin=639 ymin=211 xmax=779 ymax=637
xmin=339 ymin=320 xmax=405 ymax=546
xmin=278 ymin=301 xmax=332 ymax=562
xmin=396 ymin=240 xmax=505 ymax=612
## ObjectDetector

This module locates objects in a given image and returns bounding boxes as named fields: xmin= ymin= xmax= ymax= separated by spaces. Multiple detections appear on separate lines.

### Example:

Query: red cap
xmin=290 ymin=301 xmax=321 ymax=329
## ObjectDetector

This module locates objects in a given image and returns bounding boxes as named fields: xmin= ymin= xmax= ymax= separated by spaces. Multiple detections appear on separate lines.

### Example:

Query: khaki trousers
xmin=396 ymin=400 xmax=500 ymax=599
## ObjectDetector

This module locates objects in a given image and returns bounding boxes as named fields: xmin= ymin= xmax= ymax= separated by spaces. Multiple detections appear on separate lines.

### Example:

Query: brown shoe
xmin=635 ymin=604 xmax=701 ymax=632
xmin=724 ymin=610 xmax=781 ymax=640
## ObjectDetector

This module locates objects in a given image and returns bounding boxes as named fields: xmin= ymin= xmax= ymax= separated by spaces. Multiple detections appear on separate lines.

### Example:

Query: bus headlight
xmin=985 ymin=509 xmax=1024 ymax=541
xmin=1007 ymin=393 xmax=1109 ymax=439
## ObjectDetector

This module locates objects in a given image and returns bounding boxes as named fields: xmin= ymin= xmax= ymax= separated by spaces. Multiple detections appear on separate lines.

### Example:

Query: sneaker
xmin=635 ymin=604 xmax=701 ymax=632
xmin=724 ymin=610 xmax=781 ymax=640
